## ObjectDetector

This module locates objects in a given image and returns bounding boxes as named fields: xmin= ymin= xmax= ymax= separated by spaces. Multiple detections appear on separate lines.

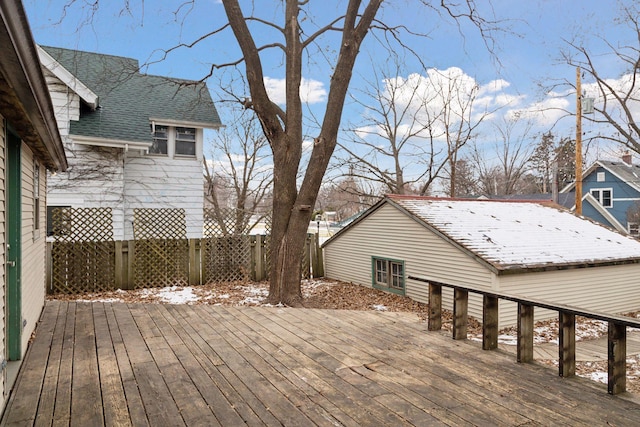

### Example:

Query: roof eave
xmin=0 ymin=1 xmax=67 ymax=171
xmin=37 ymin=45 xmax=99 ymax=109
xmin=494 ymin=256 xmax=640 ymax=276
xmin=149 ymin=117 xmax=223 ymax=130
xmin=71 ymin=134 xmax=152 ymax=151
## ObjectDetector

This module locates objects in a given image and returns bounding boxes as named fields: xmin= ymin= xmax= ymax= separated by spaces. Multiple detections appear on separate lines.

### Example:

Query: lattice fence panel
xmin=133 ymin=208 xmax=189 ymax=288
xmin=202 ymin=208 xmax=253 ymax=282
xmin=50 ymin=207 xmax=115 ymax=294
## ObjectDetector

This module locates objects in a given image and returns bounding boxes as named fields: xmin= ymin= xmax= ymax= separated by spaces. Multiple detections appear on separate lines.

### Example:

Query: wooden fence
xmin=47 ymin=234 xmax=324 ymax=294
xmin=409 ymin=274 xmax=640 ymax=396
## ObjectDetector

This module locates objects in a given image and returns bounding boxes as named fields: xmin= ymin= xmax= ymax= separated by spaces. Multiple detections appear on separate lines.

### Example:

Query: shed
xmin=322 ymin=195 xmax=640 ymax=327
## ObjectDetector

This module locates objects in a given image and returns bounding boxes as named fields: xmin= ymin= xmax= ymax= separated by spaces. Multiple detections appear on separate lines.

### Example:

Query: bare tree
xmin=337 ymin=59 xmax=449 ymax=196
xmin=204 ymin=107 xmax=272 ymax=236
xmin=529 ymin=132 xmax=575 ymax=193
xmin=563 ymin=4 xmax=640 ymax=154
xmin=339 ymin=62 xmax=496 ymax=199
xmin=472 ymin=114 xmax=536 ymax=196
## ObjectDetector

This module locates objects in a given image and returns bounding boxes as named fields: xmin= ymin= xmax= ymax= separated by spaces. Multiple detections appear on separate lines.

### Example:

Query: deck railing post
xmin=608 ymin=321 xmax=627 ymax=394
xmin=559 ymin=311 xmax=576 ymax=377
xmin=428 ymin=283 xmax=442 ymax=331
xmin=453 ymin=289 xmax=468 ymax=340
xmin=517 ymin=303 xmax=534 ymax=363
xmin=482 ymin=295 xmax=498 ymax=350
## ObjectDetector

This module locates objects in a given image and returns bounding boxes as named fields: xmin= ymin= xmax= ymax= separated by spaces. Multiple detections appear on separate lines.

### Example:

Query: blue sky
xmin=23 ymin=0 xmax=639 ymax=184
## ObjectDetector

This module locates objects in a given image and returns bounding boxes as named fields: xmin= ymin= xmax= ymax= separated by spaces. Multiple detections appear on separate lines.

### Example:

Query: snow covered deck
xmin=3 ymin=302 xmax=640 ymax=425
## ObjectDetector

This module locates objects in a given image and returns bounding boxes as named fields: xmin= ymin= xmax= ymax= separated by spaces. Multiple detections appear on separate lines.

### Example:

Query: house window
xmin=150 ymin=125 xmax=168 ymax=155
xmin=372 ymin=257 xmax=405 ymax=294
xmin=175 ymin=127 xmax=196 ymax=156
xmin=591 ymin=188 xmax=613 ymax=208
xmin=596 ymin=172 xmax=605 ymax=182
xmin=629 ymin=223 xmax=639 ymax=237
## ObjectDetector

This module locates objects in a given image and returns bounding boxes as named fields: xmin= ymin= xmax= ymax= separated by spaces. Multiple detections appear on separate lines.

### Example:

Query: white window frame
xmin=596 ymin=171 xmax=605 ymax=182
xmin=175 ymin=127 xmax=197 ymax=157
xmin=591 ymin=188 xmax=613 ymax=208
xmin=150 ymin=124 xmax=169 ymax=155
xmin=629 ymin=222 xmax=639 ymax=237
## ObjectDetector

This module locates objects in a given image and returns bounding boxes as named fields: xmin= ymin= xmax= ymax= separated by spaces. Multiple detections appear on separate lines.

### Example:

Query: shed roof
xmin=40 ymin=46 xmax=221 ymax=143
xmin=326 ymin=195 xmax=640 ymax=274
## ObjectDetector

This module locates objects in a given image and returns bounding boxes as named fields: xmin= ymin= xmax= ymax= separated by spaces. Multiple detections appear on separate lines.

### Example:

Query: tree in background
xmin=203 ymin=107 xmax=272 ymax=236
xmin=471 ymin=114 xmax=536 ymax=196
xmin=529 ymin=132 xmax=575 ymax=193
xmin=563 ymin=4 xmax=640 ymax=155
xmin=339 ymin=63 xmax=495 ymax=199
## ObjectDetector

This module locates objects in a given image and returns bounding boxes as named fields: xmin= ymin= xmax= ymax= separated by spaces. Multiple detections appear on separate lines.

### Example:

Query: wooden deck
xmin=4 ymin=302 xmax=640 ymax=426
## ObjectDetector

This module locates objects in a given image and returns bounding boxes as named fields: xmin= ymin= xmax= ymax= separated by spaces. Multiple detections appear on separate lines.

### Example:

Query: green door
xmin=6 ymin=129 xmax=22 ymax=360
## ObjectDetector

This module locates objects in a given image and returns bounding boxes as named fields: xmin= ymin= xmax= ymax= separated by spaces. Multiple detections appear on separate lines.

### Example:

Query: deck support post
xmin=559 ymin=311 xmax=575 ymax=377
xmin=517 ymin=303 xmax=534 ymax=363
xmin=482 ymin=295 xmax=498 ymax=350
xmin=608 ymin=322 xmax=627 ymax=395
xmin=428 ymin=283 xmax=442 ymax=331
xmin=453 ymin=289 xmax=468 ymax=340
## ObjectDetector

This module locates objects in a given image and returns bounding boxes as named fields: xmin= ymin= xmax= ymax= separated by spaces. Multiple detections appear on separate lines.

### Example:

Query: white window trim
xmin=148 ymin=124 xmax=202 ymax=160
xmin=590 ymin=187 xmax=613 ymax=208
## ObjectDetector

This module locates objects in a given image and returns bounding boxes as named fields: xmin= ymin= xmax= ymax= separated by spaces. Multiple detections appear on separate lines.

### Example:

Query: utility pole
xmin=575 ymin=67 xmax=583 ymax=215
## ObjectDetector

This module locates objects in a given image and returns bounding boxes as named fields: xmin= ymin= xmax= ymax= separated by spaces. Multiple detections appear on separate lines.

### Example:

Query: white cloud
xmin=505 ymin=96 xmax=570 ymax=126
xmin=264 ymin=76 xmax=327 ymax=105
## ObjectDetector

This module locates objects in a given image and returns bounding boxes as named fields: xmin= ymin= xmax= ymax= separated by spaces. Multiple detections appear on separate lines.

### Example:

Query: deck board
xmin=4 ymin=301 xmax=640 ymax=426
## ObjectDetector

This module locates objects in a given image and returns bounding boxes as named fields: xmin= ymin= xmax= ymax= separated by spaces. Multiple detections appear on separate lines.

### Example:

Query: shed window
xmin=372 ymin=257 xmax=405 ymax=294
xmin=591 ymin=188 xmax=613 ymax=208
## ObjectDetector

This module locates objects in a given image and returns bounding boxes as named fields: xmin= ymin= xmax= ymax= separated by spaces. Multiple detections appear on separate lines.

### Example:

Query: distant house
xmin=561 ymin=153 xmax=640 ymax=236
xmin=0 ymin=0 xmax=67 ymax=411
xmin=38 ymin=46 xmax=222 ymax=239
xmin=322 ymin=195 xmax=640 ymax=327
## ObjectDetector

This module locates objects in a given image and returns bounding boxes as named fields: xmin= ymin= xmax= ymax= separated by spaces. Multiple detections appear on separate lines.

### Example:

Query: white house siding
xmin=124 ymin=154 xmax=204 ymax=239
xmin=20 ymin=145 xmax=46 ymax=354
xmin=42 ymin=68 xmax=79 ymax=143
xmin=496 ymin=264 xmax=640 ymax=326
xmin=324 ymin=204 xmax=494 ymax=319
xmin=0 ymin=116 xmax=6 ymax=406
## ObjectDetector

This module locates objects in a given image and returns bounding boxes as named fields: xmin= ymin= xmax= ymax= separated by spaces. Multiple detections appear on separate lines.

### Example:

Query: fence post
xmin=608 ymin=321 xmax=627 ymax=395
xmin=253 ymin=235 xmax=263 ymax=281
xmin=46 ymin=241 xmax=52 ymax=294
xmin=482 ymin=295 xmax=498 ymax=350
xmin=312 ymin=233 xmax=324 ymax=277
xmin=428 ymin=283 xmax=442 ymax=331
xmin=517 ymin=303 xmax=534 ymax=363
xmin=189 ymin=238 xmax=200 ymax=286
xmin=558 ymin=311 xmax=576 ymax=377
xmin=115 ymin=241 xmax=123 ymax=289
xmin=453 ymin=289 xmax=468 ymax=340
xmin=128 ymin=239 xmax=135 ymax=290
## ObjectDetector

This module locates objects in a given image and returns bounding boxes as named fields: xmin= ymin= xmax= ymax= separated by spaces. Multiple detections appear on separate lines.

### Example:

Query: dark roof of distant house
xmin=483 ymin=193 xmax=575 ymax=209
xmin=40 ymin=46 xmax=221 ymax=143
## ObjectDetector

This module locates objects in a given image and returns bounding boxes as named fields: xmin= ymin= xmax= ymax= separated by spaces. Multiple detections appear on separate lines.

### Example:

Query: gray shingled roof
xmin=41 ymin=46 xmax=221 ymax=143
xmin=596 ymin=160 xmax=640 ymax=193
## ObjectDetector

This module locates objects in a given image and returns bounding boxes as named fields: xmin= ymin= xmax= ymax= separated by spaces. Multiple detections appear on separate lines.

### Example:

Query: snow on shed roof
xmin=388 ymin=195 xmax=640 ymax=272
